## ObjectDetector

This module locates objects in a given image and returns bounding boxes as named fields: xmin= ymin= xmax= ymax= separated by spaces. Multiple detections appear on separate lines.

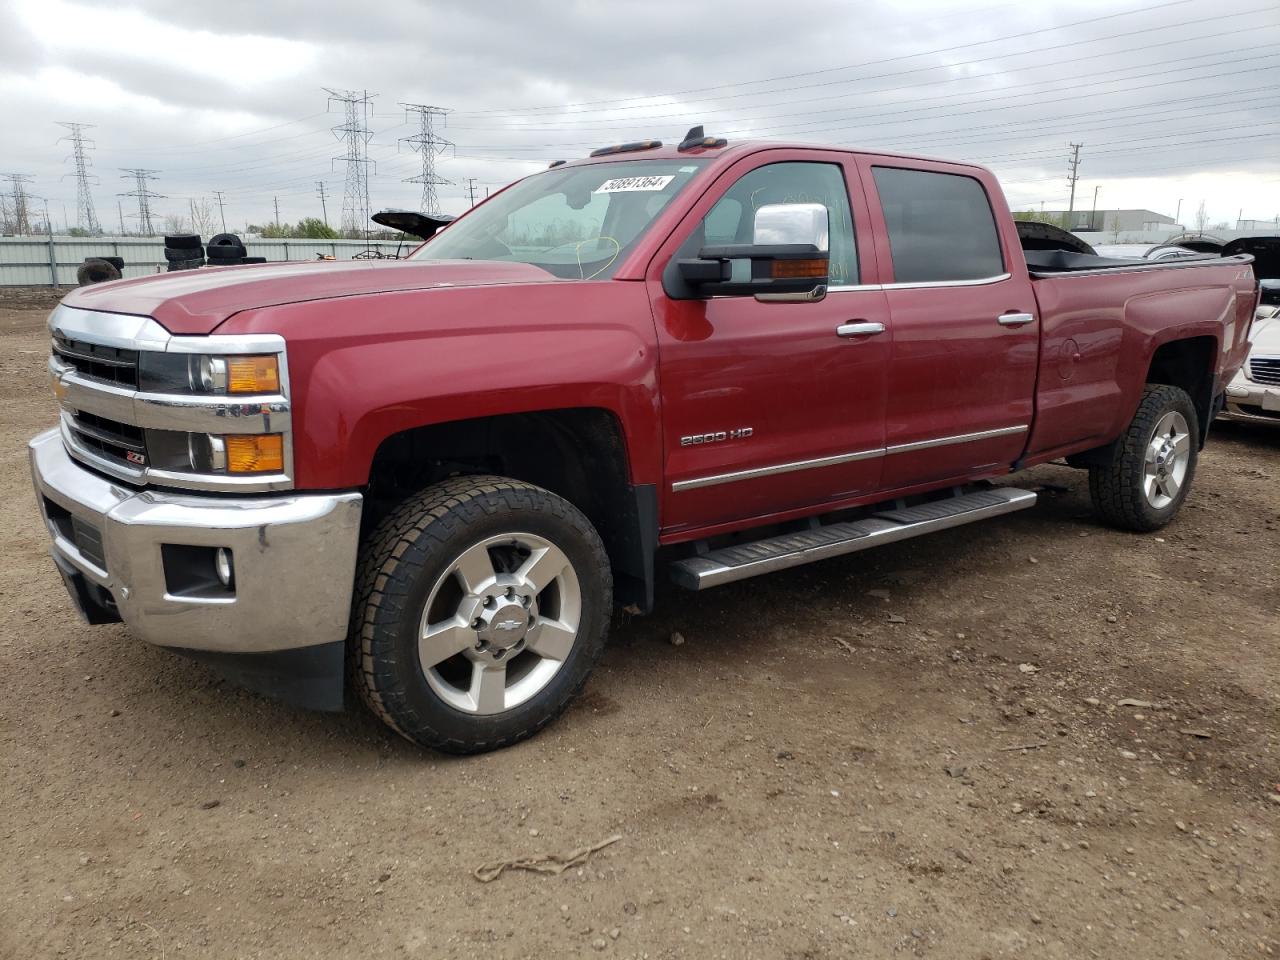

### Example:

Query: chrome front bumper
xmin=29 ymin=429 xmax=363 ymax=655
xmin=1221 ymin=367 xmax=1280 ymax=425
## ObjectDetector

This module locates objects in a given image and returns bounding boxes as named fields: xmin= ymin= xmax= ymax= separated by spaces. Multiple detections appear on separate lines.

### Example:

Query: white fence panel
xmin=0 ymin=237 xmax=413 ymax=286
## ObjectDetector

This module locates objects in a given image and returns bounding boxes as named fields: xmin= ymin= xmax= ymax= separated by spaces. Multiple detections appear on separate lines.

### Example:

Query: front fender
xmin=225 ymin=282 xmax=663 ymax=490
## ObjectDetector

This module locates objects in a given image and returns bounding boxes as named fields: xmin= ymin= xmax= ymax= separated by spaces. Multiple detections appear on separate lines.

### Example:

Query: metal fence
xmin=0 ymin=237 xmax=416 ymax=286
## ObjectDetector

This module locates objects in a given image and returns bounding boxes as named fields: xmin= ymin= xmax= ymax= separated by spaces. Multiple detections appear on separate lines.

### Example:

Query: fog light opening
xmin=215 ymin=547 xmax=234 ymax=588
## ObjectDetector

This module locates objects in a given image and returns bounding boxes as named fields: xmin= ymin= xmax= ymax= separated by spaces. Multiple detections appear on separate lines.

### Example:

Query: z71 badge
xmin=680 ymin=427 xmax=753 ymax=446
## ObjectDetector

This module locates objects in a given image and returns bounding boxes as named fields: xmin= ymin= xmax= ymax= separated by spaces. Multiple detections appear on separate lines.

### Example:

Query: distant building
xmin=1040 ymin=209 xmax=1177 ymax=233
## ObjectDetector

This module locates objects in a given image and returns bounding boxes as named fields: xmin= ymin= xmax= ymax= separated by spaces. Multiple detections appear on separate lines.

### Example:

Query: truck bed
xmin=1024 ymin=249 xmax=1240 ymax=275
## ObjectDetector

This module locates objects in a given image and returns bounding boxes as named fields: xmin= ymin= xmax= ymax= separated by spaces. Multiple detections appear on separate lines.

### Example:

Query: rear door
xmin=646 ymin=150 xmax=891 ymax=536
xmin=857 ymin=159 xmax=1039 ymax=489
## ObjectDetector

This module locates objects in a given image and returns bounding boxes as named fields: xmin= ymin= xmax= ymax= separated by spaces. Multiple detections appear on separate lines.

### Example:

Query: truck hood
xmin=60 ymin=259 xmax=556 ymax=335
xmin=1249 ymin=312 xmax=1280 ymax=354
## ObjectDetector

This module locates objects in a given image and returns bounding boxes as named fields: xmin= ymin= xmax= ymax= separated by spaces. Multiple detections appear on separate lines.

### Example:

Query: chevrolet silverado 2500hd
xmin=30 ymin=132 xmax=1258 ymax=753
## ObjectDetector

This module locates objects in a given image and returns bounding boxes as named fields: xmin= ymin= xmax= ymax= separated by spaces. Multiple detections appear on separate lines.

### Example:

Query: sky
xmin=1 ymin=0 xmax=1278 ymax=235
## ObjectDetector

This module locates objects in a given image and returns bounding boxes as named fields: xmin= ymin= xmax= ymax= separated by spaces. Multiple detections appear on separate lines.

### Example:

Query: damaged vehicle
xmin=29 ymin=130 xmax=1259 ymax=752
xmin=1221 ymin=235 xmax=1280 ymax=424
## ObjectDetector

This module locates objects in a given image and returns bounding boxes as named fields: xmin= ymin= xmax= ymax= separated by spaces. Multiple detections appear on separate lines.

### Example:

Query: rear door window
xmin=872 ymin=167 xmax=1004 ymax=283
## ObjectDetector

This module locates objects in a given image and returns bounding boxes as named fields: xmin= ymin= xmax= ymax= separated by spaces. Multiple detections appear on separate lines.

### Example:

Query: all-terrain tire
xmin=76 ymin=258 xmax=121 ymax=286
xmin=206 ymin=244 xmax=247 ymax=261
xmin=164 ymin=246 xmax=203 ymax=262
xmin=164 ymin=233 xmax=202 ymax=250
xmin=207 ymin=232 xmax=242 ymax=248
xmin=1089 ymin=384 xmax=1199 ymax=532
xmin=350 ymin=475 xmax=612 ymax=754
xmin=167 ymin=258 xmax=204 ymax=271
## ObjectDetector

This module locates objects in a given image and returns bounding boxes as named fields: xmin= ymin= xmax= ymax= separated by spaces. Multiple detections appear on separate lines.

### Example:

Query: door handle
xmin=836 ymin=321 xmax=886 ymax=338
xmin=997 ymin=312 xmax=1035 ymax=327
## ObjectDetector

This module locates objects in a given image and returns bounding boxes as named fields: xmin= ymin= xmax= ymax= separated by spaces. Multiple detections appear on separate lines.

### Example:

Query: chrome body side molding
xmin=672 ymin=425 xmax=1029 ymax=491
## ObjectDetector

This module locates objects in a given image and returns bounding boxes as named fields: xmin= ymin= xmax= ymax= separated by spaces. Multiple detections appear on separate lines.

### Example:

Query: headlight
xmin=138 ymin=353 xmax=281 ymax=395
xmin=146 ymin=431 xmax=286 ymax=476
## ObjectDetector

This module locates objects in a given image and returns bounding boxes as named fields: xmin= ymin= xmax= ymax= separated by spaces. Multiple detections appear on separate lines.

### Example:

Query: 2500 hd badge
xmin=680 ymin=427 xmax=754 ymax=446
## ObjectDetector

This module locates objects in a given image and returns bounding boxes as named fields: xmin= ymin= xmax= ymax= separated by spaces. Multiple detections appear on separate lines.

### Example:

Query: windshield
xmin=413 ymin=159 xmax=710 ymax=279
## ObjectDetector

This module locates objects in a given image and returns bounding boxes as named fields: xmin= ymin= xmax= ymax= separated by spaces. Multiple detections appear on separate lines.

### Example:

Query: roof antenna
xmin=678 ymin=125 xmax=727 ymax=152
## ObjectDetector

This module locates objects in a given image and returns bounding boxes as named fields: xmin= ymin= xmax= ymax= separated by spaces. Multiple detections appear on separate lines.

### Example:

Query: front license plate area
xmin=1262 ymin=391 xmax=1280 ymax=412
xmin=70 ymin=516 xmax=106 ymax=570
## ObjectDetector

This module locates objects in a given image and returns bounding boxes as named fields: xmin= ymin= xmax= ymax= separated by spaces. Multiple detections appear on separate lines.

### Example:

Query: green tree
xmin=293 ymin=217 xmax=339 ymax=239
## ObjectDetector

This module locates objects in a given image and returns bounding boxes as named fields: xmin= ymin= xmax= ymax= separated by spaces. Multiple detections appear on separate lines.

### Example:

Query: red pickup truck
xmin=31 ymin=130 xmax=1258 ymax=753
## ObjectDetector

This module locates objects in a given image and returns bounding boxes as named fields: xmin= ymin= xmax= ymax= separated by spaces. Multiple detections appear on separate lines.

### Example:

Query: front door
xmin=647 ymin=151 xmax=891 ymax=536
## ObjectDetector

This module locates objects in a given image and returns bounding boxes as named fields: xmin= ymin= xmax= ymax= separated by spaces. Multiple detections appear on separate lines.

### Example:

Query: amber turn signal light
xmin=225 ymin=434 xmax=284 ymax=473
xmin=771 ymin=259 xmax=828 ymax=279
xmin=226 ymin=355 xmax=280 ymax=394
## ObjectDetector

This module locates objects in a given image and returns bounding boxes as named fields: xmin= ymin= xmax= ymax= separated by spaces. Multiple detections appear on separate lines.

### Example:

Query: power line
xmin=458 ymin=0 xmax=1207 ymax=117
xmin=118 ymin=168 xmax=163 ymax=236
xmin=57 ymin=122 xmax=100 ymax=234
xmin=316 ymin=181 xmax=329 ymax=227
xmin=324 ymin=88 xmax=376 ymax=236
xmin=449 ymin=26 xmax=1277 ymax=134
xmin=1067 ymin=143 xmax=1084 ymax=218
xmin=399 ymin=104 xmax=453 ymax=213
xmin=2 ymin=173 xmax=34 ymax=235
xmin=212 ymin=190 xmax=227 ymax=233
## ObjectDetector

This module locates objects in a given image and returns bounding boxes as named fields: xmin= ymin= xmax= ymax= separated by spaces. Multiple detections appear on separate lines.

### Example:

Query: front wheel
xmin=350 ymin=476 xmax=611 ymax=753
xmin=1088 ymin=384 xmax=1199 ymax=532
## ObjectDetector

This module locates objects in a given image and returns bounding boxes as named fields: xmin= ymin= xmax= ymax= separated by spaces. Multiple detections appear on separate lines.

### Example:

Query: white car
xmin=1223 ymin=288 xmax=1280 ymax=425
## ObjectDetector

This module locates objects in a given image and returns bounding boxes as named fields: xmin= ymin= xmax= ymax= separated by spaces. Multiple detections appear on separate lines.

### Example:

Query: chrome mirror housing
xmin=753 ymin=202 xmax=829 ymax=250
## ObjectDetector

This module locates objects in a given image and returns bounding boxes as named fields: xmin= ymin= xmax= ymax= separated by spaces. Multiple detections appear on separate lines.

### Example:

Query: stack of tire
xmin=205 ymin=233 xmax=266 ymax=268
xmin=76 ymin=256 xmax=125 ymax=286
xmin=164 ymin=234 xmax=205 ymax=271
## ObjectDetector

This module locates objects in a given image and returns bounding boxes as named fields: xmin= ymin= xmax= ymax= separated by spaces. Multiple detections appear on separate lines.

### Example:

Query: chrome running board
xmin=668 ymin=487 xmax=1037 ymax=590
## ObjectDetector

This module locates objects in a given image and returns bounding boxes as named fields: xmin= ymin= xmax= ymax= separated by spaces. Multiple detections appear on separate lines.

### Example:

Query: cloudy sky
xmin=1 ymin=0 xmax=1277 ymax=235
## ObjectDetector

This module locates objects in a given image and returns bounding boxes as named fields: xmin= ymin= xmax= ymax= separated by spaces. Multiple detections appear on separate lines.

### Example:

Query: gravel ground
xmin=1 ymin=288 xmax=1277 ymax=959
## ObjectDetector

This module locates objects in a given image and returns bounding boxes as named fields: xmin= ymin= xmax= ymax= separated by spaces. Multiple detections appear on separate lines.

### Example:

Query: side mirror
xmin=676 ymin=202 xmax=830 ymax=301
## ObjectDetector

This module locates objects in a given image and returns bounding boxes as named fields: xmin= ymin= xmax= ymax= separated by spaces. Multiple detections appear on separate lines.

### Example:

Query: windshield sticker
xmin=594 ymin=175 xmax=675 ymax=194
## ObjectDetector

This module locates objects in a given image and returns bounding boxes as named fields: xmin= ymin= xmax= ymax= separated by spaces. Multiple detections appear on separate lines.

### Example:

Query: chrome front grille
xmin=1250 ymin=357 xmax=1280 ymax=386
xmin=52 ymin=334 xmax=139 ymax=389
xmin=65 ymin=410 xmax=147 ymax=468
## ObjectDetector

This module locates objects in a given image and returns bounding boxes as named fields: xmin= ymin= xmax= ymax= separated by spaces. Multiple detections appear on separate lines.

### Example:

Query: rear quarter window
xmin=872 ymin=166 xmax=1004 ymax=284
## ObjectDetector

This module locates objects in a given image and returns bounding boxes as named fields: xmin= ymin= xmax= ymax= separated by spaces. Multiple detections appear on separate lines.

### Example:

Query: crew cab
xmin=30 ymin=130 xmax=1258 ymax=753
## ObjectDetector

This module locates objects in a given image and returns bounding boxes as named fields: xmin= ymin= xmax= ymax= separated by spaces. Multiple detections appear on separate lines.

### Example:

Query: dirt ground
xmin=1 ymin=286 xmax=1276 ymax=960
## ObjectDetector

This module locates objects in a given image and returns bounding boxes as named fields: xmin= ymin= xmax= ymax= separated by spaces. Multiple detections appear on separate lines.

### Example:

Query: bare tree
xmin=163 ymin=213 xmax=187 ymax=235
xmin=1194 ymin=201 xmax=1209 ymax=234
xmin=189 ymin=197 xmax=218 ymax=238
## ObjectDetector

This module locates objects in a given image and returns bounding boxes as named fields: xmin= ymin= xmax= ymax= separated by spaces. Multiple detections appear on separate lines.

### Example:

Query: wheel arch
xmin=1144 ymin=334 xmax=1219 ymax=447
xmin=364 ymin=407 xmax=657 ymax=612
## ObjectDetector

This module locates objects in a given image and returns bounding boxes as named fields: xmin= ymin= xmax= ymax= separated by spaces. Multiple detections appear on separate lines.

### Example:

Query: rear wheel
xmin=1089 ymin=384 xmax=1199 ymax=531
xmin=350 ymin=476 xmax=611 ymax=753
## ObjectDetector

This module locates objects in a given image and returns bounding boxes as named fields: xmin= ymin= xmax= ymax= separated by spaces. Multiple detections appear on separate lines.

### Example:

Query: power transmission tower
xmin=57 ymin=122 xmax=101 ymax=234
xmin=466 ymin=177 xmax=478 ymax=207
xmin=315 ymin=181 xmax=329 ymax=227
xmin=212 ymin=190 xmax=227 ymax=233
xmin=1066 ymin=142 xmax=1083 ymax=223
xmin=399 ymin=103 xmax=452 ymax=213
xmin=2 ymin=173 xmax=34 ymax=234
xmin=119 ymin=168 xmax=163 ymax=236
xmin=324 ymin=88 xmax=376 ymax=237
